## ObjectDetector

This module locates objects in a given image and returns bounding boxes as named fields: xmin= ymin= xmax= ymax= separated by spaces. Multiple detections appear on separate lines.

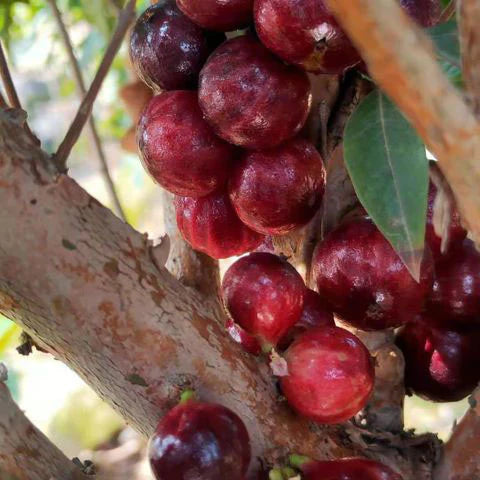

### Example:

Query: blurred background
xmin=0 ymin=1 xmax=468 ymax=478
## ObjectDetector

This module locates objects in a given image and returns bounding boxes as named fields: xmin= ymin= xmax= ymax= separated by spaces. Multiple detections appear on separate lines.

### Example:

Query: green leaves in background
xmin=428 ymin=19 xmax=462 ymax=87
xmin=344 ymin=90 xmax=429 ymax=281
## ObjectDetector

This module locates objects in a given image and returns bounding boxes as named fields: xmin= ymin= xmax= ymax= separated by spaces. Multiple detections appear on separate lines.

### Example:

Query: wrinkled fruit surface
xmin=229 ymin=137 xmax=326 ymax=235
xmin=425 ymin=182 xmax=466 ymax=260
xmin=299 ymin=457 xmax=403 ymax=480
xmin=199 ymin=35 xmax=312 ymax=149
xmin=254 ymin=0 xmax=362 ymax=74
xmin=130 ymin=1 xmax=224 ymax=91
xmin=281 ymin=327 xmax=374 ymax=424
xmin=278 ymin=289 xmax=334 ymax=350
xmin=149 ymin=400 xmax=251 ymax=480
xmin=175 ymin=191 xmax=264 ymax=259
xmin=396 ymin=319 xmax=480 ymax=402
xmin=177 ymin=0 xmax=254 ymax=31
xmin=138 ymin=91 xmax=236 ymax=197
xmin=312 ymin=217 xmax=434 ymax=330
xmin=222 ymin=252 xmax=306 ymax=349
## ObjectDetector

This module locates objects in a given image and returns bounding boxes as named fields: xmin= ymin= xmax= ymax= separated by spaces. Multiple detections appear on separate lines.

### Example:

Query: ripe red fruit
xmin=199 ymin=35 xmax=312 ymax=149
xmin=296 ymin=457 xmax=403 ymax=480
xmin=278 ymin=289 xmax=335 ymax=350
xmin=149 ymin=400 xmax=251 ymax=480
xmin=312 ymin=217 xmax=434 ymax=331
xmin=130 ymin=1 xmax=225 ymax=91
xmin=396 ymin=319 xmax=480 ymax=402
xmin=229 ymin=138 xmax=326 ymax=235
xmin=138 ymin=91 xmax=236 ymax=197
xmin=254 ymin=0 xmax=362 ymax=74
xmin=222 ymin=252 xmax=306 ymax=350
xmin=175 ymin=191 xmax=264 ymax=259
xmin=280 ymin=327 xmax=374 ymax=424
xmin=425 ymin=182 xmax=466 ymax=260
xmin=226 ymin=318 xmax=262 ymax=356
xmin=177 ymin=0 xmax=254 ymax=31
xmin=428 ymin=239 xmax=480 ymax=327
xmin=400 ymin=0 xmax=441 ymax=27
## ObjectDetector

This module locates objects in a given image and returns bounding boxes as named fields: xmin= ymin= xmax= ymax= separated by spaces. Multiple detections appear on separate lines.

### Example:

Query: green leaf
xmin=344 ymin=90 xmax=429 ymax=281
xmin=428 ymin=19 xmax=460 ymax=67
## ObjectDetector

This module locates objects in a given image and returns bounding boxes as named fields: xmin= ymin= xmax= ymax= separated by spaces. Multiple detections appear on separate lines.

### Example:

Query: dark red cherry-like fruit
xmin=280 ymin=327 xmax=374 ymax=424
xmin=175 ymin=191 xmax=264 ymax=259
xmin=254 ymin=0 xmax=362 ymax=74
xmin=177 ymin=0 xmax=254 ymax=31
xmin=400 ymin=0 xmax=441 ymax=27
xmin=229 ymin=138 xmax=326 ymax=235
xmin=149 ymin=400 xmax=251 ymax=480
xmin=199 ymin=35 xmax=312 ymax=149
xmin=425 ymin=182 xmax=466 ymax=260
xmin=226 ymin=317 xmax=262 ymax=356
xmin=222 ymin=252 xmax=306 ymax=349
xmin=296 ymin=457 xmax=403 ymax=480
xmin=312 ymin=217 xmax=434 ymax=331
xmin=396 ymin=318 xmax=480 ymax=402
xmin=278 ymin=289 xmax=334 ymax=350
xmin=138 ymin=91 xmax=236 ymax=197
xmin=130 ymin=1 xmax=225 ymax=91
xmin=428 ymin=239 xmax=480 ymax=327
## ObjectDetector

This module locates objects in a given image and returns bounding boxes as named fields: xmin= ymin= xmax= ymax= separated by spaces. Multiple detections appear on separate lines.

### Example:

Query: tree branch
xmin=54 ymin=0 xmax=136 ymax=172
xmin=458 ymin=0 xmax=480 ymax=116
xmin=47 ymin=0 xmax=126 ymax=221
xmin=0 ymin=90 xmax=7 ymax=109
xmin=325 ymin=0 xmax=480 ymax=247
xmin=439 ymin=0 xmax=456 ymax=23
xmin=0 ymin=110 xmax=439 ymax=479
xmin=434 ymin=387 xmax=480 ymax=480
xmin=0 ymin=367 xmax=91 ymax=480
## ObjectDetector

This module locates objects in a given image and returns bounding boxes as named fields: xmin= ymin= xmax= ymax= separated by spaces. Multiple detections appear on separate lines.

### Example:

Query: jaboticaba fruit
xmin=311 ymin=217 xmax=434 ymax=331
xmin=137 ymin=91 xmax=236 ymax=197
xmin=280 ymin=327 xmax=374 ymax=424
xmin=175 ymin=191 xmax=264 ymax=259
xmin=199 ymin=35 xmax=312 ymax=150
xmin=130 ymin=0 xmax=225 ymax=91
xmin=229 ymin=137 xmax=326 ymax=235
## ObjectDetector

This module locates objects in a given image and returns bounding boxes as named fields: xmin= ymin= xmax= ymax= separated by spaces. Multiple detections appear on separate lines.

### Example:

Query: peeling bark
xmin=0 ymin=379 xmax=90 ymax=480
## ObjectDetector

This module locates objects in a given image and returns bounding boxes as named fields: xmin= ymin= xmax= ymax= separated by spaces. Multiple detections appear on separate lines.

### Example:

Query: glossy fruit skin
xmin=222 ymin=252 xmax=306 ymax=348
xmin=278 ymin=289 xmax=335 ymax=350
xmin=300 ymin=458 xmax=403 ymax=480
xmin=254 ymin=0 xmax=362 ymax=74
xmin=281 ymin=327 xmax=374 ymax=424
xmin=396 ymin=319 xmax=480 ymax=402
xmin=400 ymin=0 xmax=441 ymax=27
xmin=138 ymin=91 xmax=236 ymax=197
xmin=229 ymin=138 xmax=326 ymax=235
xmin=312 ymin=217 xmax=434 ymax=331
xmin=130 ymin=1 xmax=225 ymax=91
xmin=149 ymin=400 xmax=251 ymax=480
xmin=199 ymin=35 xmax=312 ymax=150
xmin=226 ymin=317 xmax=262 ymax=356
xmin=425 ymin=182 xmax=466 ymax=260
xmin=175 ymin=191 xmax=264 ymax=259
xmin=177 ymin=0 xmax=254 ymax=31
xmin=428 ymin=239 xmax=480 ymax=327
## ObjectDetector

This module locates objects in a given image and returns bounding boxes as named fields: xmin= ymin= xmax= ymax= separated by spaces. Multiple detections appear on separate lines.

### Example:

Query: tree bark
xmin=0 ymin=379 xmax=90 ymax=480
xmin=0 ymin=109 xmax=440 ymax=477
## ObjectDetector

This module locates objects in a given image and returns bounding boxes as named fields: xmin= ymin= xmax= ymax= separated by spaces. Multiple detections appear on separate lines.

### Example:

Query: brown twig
xmin=439 ymin=0 xmax=456 ymax=23
xmin=54 ymin=0 xmax=136 ymax=172
xmin=458 ymin=0 xmax=480 ymax=117
xmin=48 ymin=0 xmax=127 ymax=221
xmin=0 ymin=41 xmax=21 ymax=109
xmin=0 ymin=89 xmax=7 ymax=109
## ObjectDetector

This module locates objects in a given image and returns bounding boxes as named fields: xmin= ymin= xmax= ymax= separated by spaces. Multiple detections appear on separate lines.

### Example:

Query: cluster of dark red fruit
xmin=128 ymin=1 xmax=476 ymax=479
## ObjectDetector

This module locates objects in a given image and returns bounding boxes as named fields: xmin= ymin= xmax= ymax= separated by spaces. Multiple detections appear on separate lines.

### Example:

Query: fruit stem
xmin=261 ymin=342 xmax=274 ymax=354
xmin=269 ymin=468 xmax=285 ymax=480
xmin=179 ymin=389 xmax=196 ymax=404
xmin=289 ymin=454 xmax=311 ymax=469
xmin=282 ymin=466 xmax=297 ymax=478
